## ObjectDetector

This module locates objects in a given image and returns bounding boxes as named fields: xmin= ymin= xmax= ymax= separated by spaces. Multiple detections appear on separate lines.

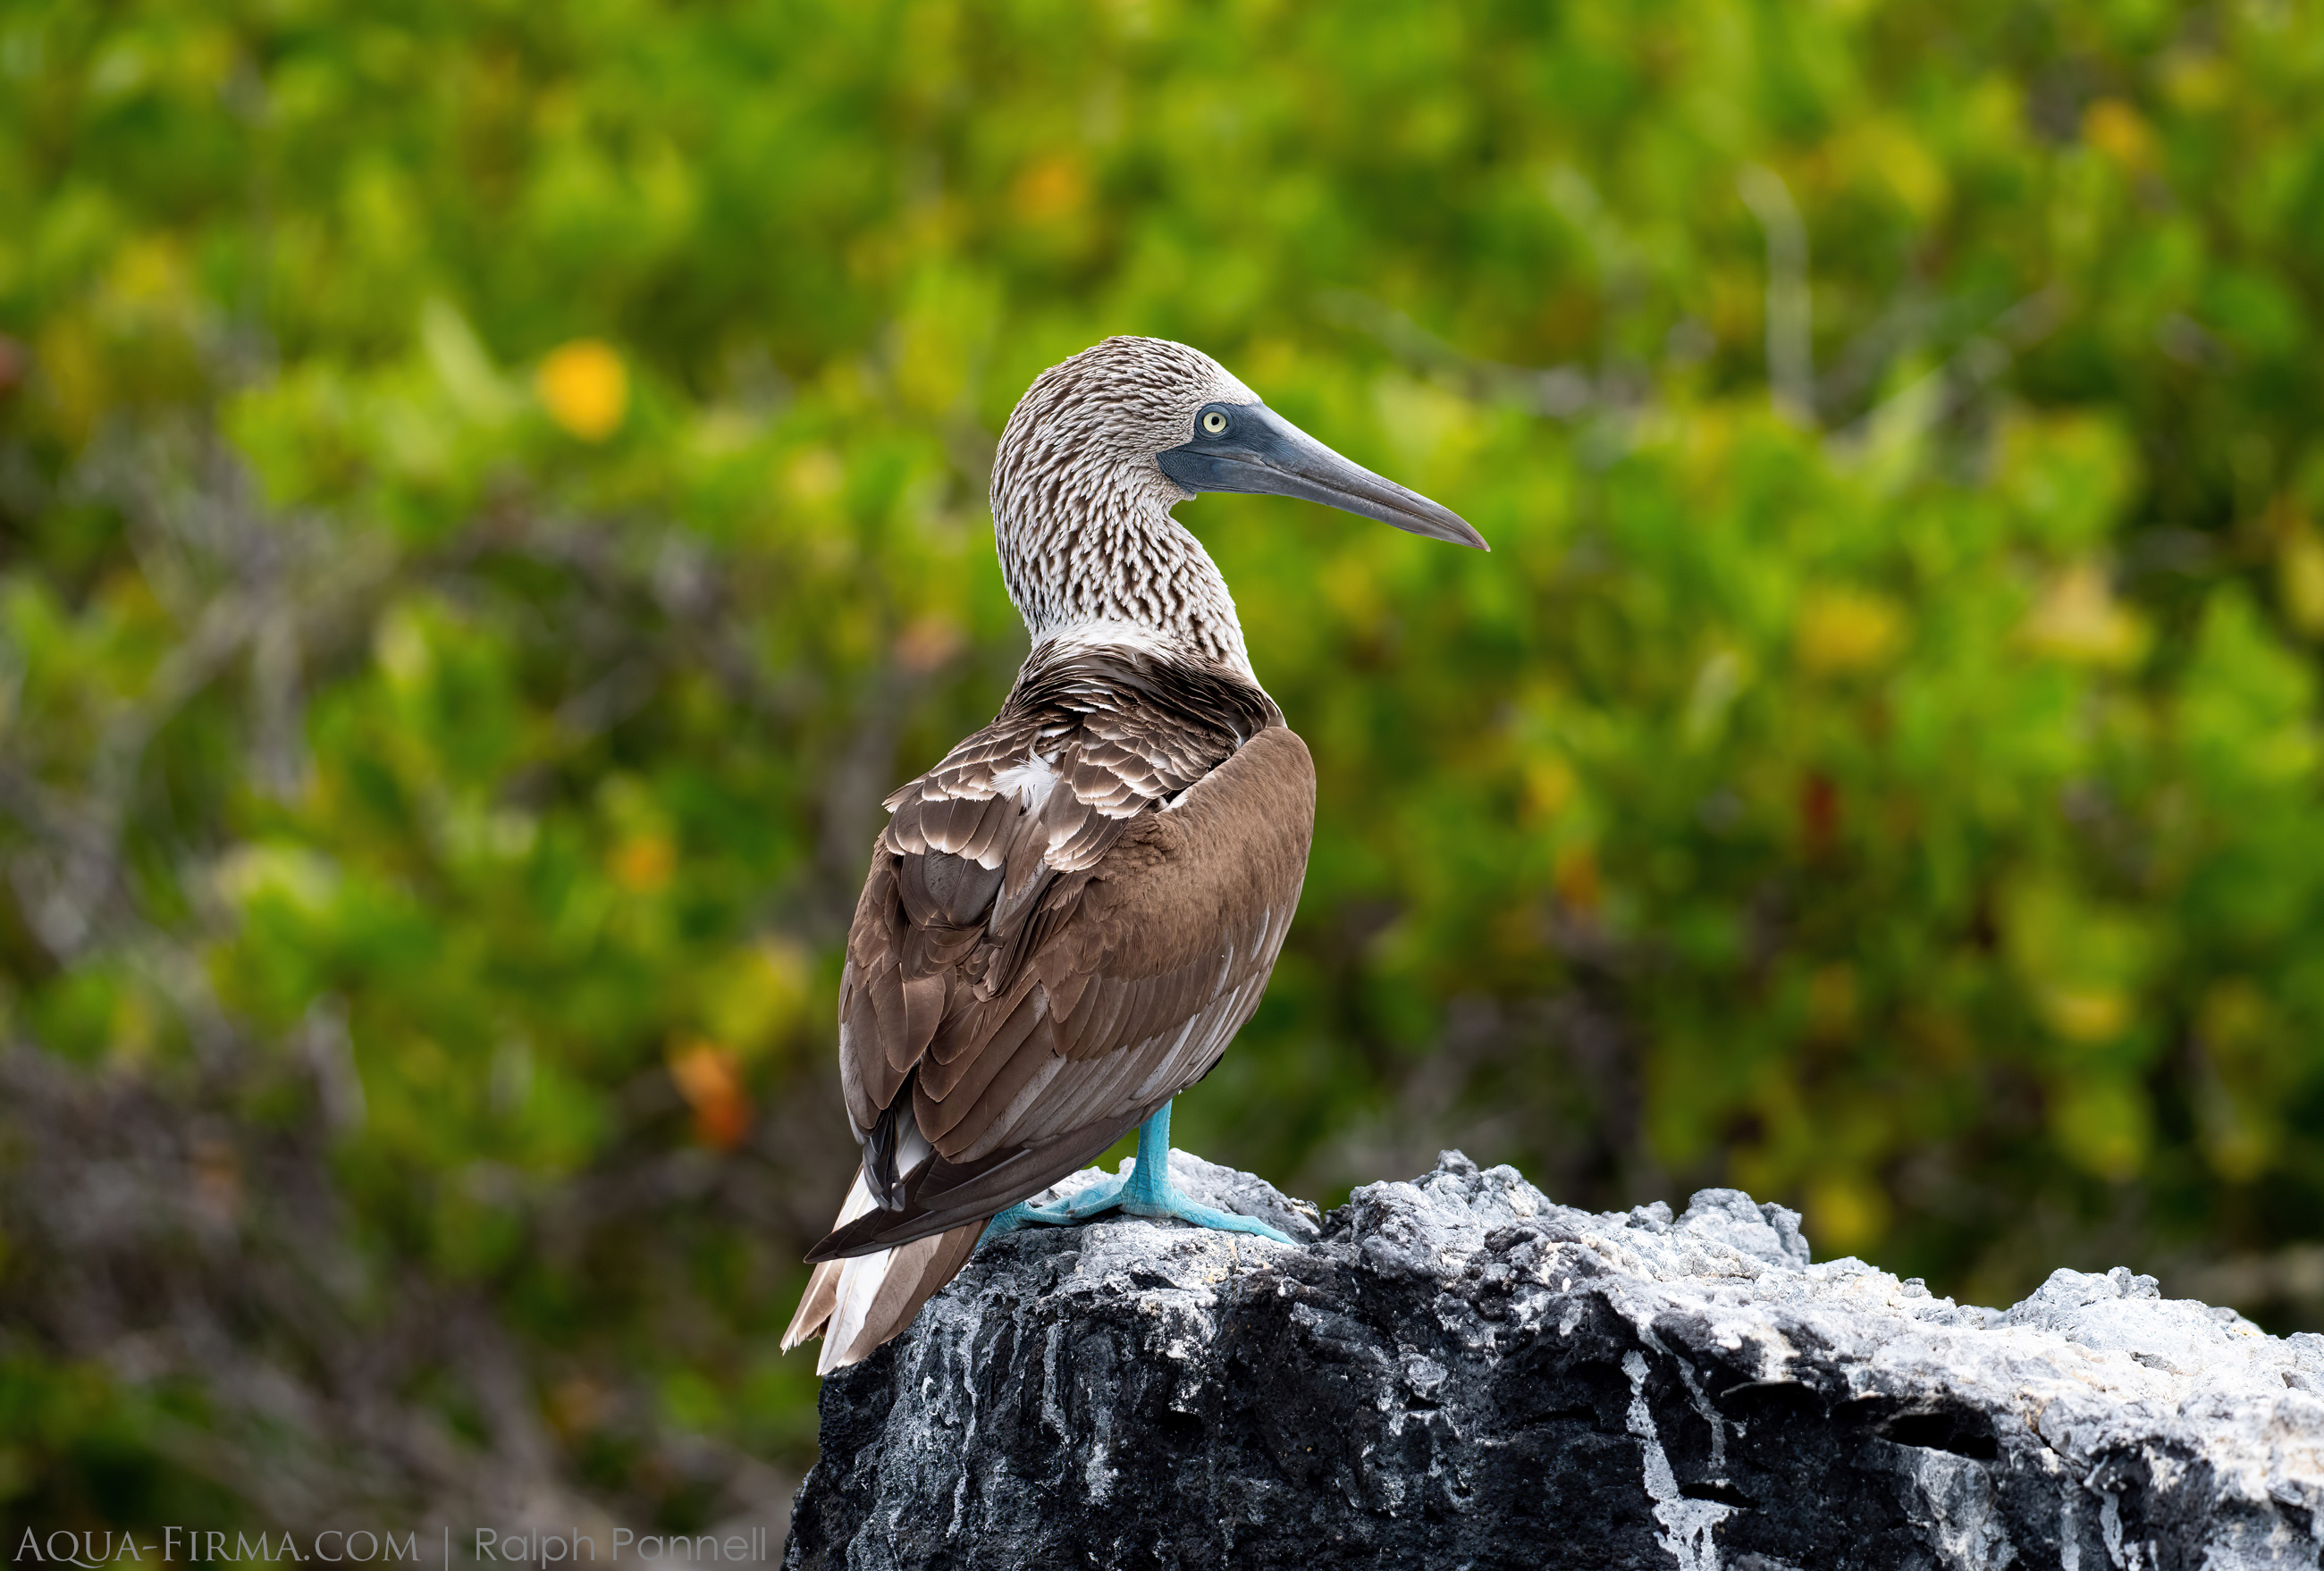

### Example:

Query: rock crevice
xmin=785 ymin=1152 xmax=2324 ymax=1569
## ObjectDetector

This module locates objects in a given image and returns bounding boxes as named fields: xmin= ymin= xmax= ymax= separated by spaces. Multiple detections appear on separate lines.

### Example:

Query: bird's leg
xmin=981 ymin=1100 xmax=1293 ymax=1245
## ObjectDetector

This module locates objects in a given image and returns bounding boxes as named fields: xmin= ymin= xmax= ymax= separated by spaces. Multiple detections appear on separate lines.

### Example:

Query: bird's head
xmin=993 ymin=336 xmax=1487 ymax=551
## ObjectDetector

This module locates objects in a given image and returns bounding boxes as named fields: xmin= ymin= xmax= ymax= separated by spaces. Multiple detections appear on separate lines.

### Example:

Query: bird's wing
xmin=810 ymin=654 xmax=1312 ymax=1261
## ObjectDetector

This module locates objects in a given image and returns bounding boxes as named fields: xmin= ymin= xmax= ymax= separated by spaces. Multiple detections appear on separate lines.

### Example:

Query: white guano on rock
xmin=785 ymin=1151 xmax=2324 ymax=1570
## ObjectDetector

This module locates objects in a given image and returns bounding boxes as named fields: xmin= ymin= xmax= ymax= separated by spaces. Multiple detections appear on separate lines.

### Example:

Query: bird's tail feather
xmin=782 ymin=1172 xmax=981 ymax=1374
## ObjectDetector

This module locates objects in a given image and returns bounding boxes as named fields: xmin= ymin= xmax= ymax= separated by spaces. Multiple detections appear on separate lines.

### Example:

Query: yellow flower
xmin=1796 ymin=586 xmax=1905 ymax=676
xmin=537 ymin=339 xmax=629 ymax=441
xmin=2038 ymin=986 xmax=2130 ymax=1045
xmin=1010 ymin=154 xmax=1089 ymax=223
xmin=2083 ymin=98 xmax=2156 ymax=172
xmin=610 ymin=832 xmax=675 ymax=893
xmin=2022 ymin=563 xmax=2147 ymax=668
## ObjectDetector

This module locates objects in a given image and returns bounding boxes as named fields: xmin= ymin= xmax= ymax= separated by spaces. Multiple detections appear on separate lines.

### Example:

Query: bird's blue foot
xmin=981 ymin=1101 xmax=1294 ymax=1246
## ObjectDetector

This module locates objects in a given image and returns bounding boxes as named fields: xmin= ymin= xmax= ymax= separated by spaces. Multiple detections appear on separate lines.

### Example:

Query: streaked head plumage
xmin=998 ymin=337 xmax=1260 ymax=475
xmin=988 ymin=335 xmax=1485 ymax=683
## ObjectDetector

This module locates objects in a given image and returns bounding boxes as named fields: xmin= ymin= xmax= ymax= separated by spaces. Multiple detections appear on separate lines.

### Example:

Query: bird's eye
xmin=1200 ymin=410 xmax=1229 ymax=435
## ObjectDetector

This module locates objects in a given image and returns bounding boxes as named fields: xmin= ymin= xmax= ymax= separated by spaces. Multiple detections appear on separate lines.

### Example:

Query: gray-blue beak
xmin=1158 ymin=403 xmax=1488 ymax=550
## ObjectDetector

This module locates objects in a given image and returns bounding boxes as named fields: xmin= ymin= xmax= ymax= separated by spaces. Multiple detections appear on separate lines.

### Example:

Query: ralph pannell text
xmin=14 ymin=1529 xmax=777 ymax=1567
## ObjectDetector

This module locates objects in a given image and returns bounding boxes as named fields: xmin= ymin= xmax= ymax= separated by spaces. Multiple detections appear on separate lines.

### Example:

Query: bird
xmin=782 ymin=336 xmax=1485 ymax=1373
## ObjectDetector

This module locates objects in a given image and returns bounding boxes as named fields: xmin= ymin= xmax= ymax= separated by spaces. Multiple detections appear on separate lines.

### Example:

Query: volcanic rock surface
xmin=783 ymin=1151 xmax=2324 ymax=1569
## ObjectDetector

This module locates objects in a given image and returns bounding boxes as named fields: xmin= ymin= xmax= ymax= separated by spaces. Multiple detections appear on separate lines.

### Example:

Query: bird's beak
xmin=1158 ymin=404 xmax=1489 ymax=550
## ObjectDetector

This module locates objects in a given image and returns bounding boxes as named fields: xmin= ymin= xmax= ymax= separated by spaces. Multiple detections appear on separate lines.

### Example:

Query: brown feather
xmin=784 ymin=1212 xmax=982 ymax=1374
xmin=954 ymin=794 xmax=1016 ymax=868
xmin=827 ymin=1224 xmax=981 ymax=1368
xmin=838 ymin=983 xmax=882 ymax=1129
xmin=809 ymin=645 xmax=1312 ymax=1271
xmin=915 ymin=981 xmax=1046 ymax=1117
xmin=886 ymin=796 xmax=929 ymax=855
xmin=899 ymin=971 xmax=946 ymax=1057
xmin=1039 ymin=955 xmax=1095 ymax=1031
xmin=784 ymin=1257 xmax=841 ymax=1350
xmin=804 ymin=1115 xmax=1140 ymax=1260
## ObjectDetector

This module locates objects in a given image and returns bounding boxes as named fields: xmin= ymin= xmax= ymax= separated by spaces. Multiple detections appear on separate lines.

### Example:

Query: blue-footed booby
xmin=782 ymin=337 xmax=1485 ymax=1372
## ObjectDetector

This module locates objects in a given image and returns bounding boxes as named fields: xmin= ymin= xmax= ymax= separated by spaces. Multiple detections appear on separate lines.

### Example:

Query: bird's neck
xmin=992 ymin=464 xmax=1257 ymax=684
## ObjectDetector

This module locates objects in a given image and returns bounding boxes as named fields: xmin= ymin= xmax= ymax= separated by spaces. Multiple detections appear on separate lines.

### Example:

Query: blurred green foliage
xmin=7 ymin=0 xmax=2324 ymax=1535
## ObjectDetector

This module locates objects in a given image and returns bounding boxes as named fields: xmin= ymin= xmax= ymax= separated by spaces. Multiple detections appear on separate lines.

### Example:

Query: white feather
xmin=813 ymin=1169 xmax=897 ymax=1374
xmin=1042 ymin=617 xmax=1180 ymax=662
xmin=989 ymin=749 xmax=1061 ymax=813
xmin=822 ymin=1245 xmax=894 ymax=1375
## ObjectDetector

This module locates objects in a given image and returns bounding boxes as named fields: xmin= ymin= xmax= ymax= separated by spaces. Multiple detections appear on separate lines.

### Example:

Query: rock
xmin=783 ymin=1151 xmax=2324 ymax=1569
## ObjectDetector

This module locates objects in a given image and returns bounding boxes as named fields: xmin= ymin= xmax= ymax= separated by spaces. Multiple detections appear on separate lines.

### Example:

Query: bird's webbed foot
xmin=979 ymin=1102 xmax=1295 ymax=1247
xmin=981 ymin=1168 xmax=1135 ymax=1238
xmin=1119 ymin=1177 xmax=1296 ymax=1243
